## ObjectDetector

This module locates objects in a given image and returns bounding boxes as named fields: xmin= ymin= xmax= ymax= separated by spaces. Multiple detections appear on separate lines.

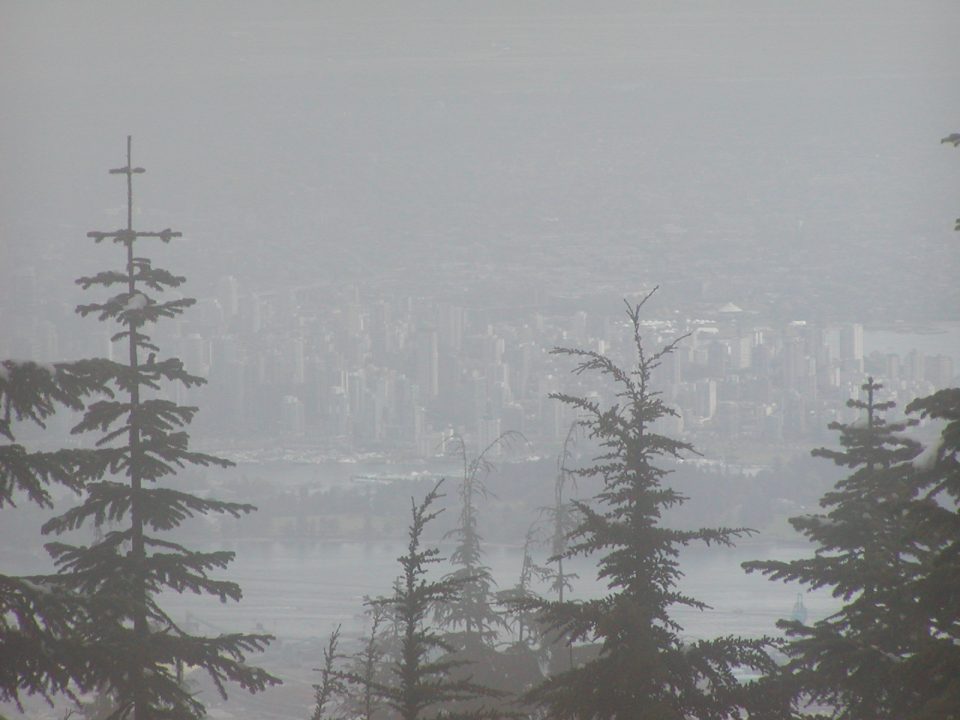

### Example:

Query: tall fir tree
xmin=526 ymin=291 xmax=776 ymax=720
xmin=347 ymin=480 xmax=500 ymax=720
xmin=899 ymin=388 xmax=960 ymax=719
xmin=871 ymin=130 xmax=960 ymax=718
xmin=0 ymin=358 xmax=107 ymax=709
xmin=310 ymin=625 xmax=345 ymax=720
xmin=40 ymin=137 xmax=279 ymax=718
xmin=434 ymin=433 xmax=516 ymax=651
xmin=541 ymin=422 xmax=581 ymax=673
xmin=497 ymin=524 xmax=549 ymax=650
xmin=341 ymin=607 xmax=386 ymax=720
xmin=492 ymin=523 xmax=553 ymax=700
xmin=743 ymin=378 xmax=930 ymax=718
xmin=546 ymin=422 xmax=580 ymax=608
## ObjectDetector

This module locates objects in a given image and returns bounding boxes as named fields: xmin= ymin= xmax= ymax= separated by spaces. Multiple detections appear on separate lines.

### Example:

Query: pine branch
xmin=30 ymin=138 xmax=279 ymax=717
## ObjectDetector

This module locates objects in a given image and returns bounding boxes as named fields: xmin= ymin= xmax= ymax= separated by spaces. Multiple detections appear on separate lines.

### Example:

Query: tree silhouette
xmin=498 ymin=524 xmax=550 ymax=650
xmin=310 ymin=625 xmax=346 ymax=720
xmin=1 ymin=358 xmax=107 ymax=709
xmin=349 ymin=480 xmax=500 ymax=720
xmin=526 ymin=291 xmax=776 ymax=719
xmin=342 ymin=607 xmax=387 ymax=720
xmin=41 ymin=137 xmax=279 ymax=718
xmin=744 ymin=378 xmax=929 ymax=718
xmin=540 ymin=422 xmax=581 ymax=673
xmin=897 ymin=388 xmax=960 ymax=719
xmin=434 ymin=433 xmax=518 ymax=651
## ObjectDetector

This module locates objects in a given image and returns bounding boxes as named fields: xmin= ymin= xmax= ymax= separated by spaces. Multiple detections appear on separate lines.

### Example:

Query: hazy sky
xmin=2 ymin=1 xmax=959 ymax=321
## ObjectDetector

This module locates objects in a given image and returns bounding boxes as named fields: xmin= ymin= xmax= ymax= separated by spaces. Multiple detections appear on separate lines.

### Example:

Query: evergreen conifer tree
xmin=309 ymin=607 xmax=391 ymax=720
xmin=898 ymin=388 xmax=960 ymax=719
xmin=348 ymin=481 xmax=500 ymax=720
xmin=434 ymin=433 xmax=516 ymax=651
xmin=1 ymin=358 xmax=107 ymax=708
xmin=540 ymin=423 xmax=581 ymax=673
xmin=497 ymin=525 xmax=549 ymax=650
xmin=743 ymin=378 xmax=930 ymax=718
xmin=343 ymin=607 xmax=386 ymax=720
xmin=310 ymin=625 xmax=345 ymax=720
xmin=492 ymin=524 xmax=552 ymax=700
xmin=40 ymin=137 xmax=279 ymax=718
xmin=526 ymin=291 xmax=776 ymax=720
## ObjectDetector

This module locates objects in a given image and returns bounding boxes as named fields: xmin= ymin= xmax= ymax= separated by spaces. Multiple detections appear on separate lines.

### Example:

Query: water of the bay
xmin=160 ymin=538 xmax=837 ymax=644
xmin=2 ymin=532 xmax=838 ymax=719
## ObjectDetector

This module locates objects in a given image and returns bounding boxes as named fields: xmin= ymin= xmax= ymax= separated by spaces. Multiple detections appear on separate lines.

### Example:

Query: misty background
xmin=2 ymin=1 xmax=959 ymax=322
xmin=2 ymin=2 xmax=959 ymax=718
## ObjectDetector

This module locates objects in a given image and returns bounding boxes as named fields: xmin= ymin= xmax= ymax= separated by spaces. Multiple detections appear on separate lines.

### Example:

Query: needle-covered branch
xmin=1 ymin=356 xmax=115 ymax=707
xmin=524 ymin=293 xmax=776 ymax=719
xmin=41 ymin=137 xmax=279 ymax=717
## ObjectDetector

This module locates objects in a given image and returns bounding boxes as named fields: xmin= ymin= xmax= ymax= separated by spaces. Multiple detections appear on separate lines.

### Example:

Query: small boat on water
xmin=790 ymin=593 xmax=808 ymax=624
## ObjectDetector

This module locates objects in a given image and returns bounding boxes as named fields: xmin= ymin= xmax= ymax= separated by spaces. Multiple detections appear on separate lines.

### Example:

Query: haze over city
xmin=2 ymin=2 xmax=959 ymax=719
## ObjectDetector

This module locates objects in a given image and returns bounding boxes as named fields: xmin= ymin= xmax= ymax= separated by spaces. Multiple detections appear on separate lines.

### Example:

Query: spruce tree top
xmin=527 ymin=291 xmax=776 ymax=720
xmin=358 ymin=481 xmax=501 ymax=720
xmin=40 ymin=137 xmax=279 ymax=719
xmin=743 ymin=378 xmax=928 ymax=719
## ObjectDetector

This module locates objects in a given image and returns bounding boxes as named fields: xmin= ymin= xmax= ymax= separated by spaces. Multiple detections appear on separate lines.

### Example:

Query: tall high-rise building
xmin=281 ymin=395 xmax=306 ymax=436
xmin=438 ymin=304 xmax=464 ymax=352
xmin=181 ymin=333 xmax=209 ymax=377
xmin=414 ymin=326 xmax=439 ymax=399
xmin=696 ymin=379 xmax=717 ymax=419
xmin=781 ymin=338 xmax=805 ymax=391
xmin=840 ymin=323 xmax=864 ymax=371
xmin=924 ymin=355 xmax=954 ymax=388
xmin=217 ymin=275 xmax=241 ymax=319
xmin=904 ymin=350 xmax=925 ymax=383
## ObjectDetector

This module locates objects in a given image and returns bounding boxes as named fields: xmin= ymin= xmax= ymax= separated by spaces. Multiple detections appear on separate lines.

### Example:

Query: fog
xmin=3 ymin=1 xmax=959 ymax=319
xmin=2 ymin=2 xmax=959 ymax=718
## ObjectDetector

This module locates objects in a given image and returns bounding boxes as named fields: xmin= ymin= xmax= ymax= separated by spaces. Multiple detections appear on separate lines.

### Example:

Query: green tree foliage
xmin=348 ymin=481 xmax=500 ymax=720
xmin=539 ymin=423 xmax=581 ymax=674
xmin=311 ymin=625 xmax=346 ymax=720
xmin=497 ymin=525 xmax=550 ymax=650
xmin=545 ymin=423 xmax=580 ymax=607
xmin=434 ymin=433 xmax=517 ymax=651
xmin=39 ymin=138 xmax=279 ymax=718
xmin=1 ymin=360 xmax=107 ymax=509
xmin=310 ymin=606 xmax=391 ymax=720
xmin=900 ymin=388 xmax=960 ymax=719
xmin=743 ymin=378 xmax=935 ymax=718
xmin=1 ymin=359 xmax=107 ymax=709
xmin=343 ymin=608 xmax=387 ymax=720
xmin=526 ymin=292 xmax=777 ymax=720
xmin=492 ymin=525 xmax=555 ymax=703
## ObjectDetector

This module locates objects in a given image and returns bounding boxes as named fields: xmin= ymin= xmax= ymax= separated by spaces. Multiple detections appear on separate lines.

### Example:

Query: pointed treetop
xmin=88 ymin=136 xmax=181 ymax=245
xmin=108 ymin=135 xmax=146 ymax=175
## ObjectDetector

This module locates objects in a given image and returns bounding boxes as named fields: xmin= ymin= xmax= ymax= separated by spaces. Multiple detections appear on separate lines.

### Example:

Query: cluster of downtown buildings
xmin=149 ymin=277 xmax=958 ymax=460
xmin=6 ymin=267 xmax=956 ymax=462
